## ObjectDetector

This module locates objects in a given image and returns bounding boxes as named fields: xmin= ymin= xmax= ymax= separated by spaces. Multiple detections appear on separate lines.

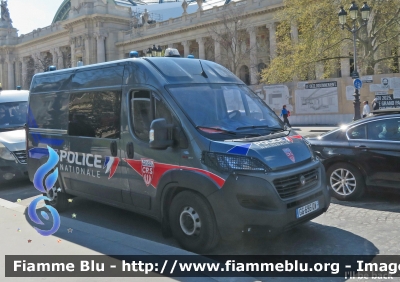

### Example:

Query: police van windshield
xmin=0 ymin=102 xmax=27 ymax=131
xmin=168 ymin=84 xmax=284 ymax=139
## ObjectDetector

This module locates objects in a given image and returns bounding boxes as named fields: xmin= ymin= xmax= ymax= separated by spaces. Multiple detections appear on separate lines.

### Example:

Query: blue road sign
xmin=353 ymin=78 xmax=362 ymax=89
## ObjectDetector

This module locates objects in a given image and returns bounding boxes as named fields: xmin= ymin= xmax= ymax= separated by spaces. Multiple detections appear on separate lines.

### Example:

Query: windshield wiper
xmin=196 ymin=126 xmax=237 ymax=135
xmin=236 ymin=125 xmax=284 ymax=131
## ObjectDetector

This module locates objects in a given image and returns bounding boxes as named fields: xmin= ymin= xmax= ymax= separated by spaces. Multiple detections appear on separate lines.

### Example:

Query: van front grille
xmin=13 ymin=150 xmax=27 ymax=164
xmin=273 ymin=169 xmax=318 ymax=199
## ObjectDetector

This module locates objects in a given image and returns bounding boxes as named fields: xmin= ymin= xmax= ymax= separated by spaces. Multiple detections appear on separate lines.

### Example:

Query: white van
xmin=0 ymin=90 xmax=29 ymax=182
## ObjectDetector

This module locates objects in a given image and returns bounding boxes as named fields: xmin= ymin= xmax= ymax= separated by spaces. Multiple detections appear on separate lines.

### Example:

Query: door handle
xmin=355 ymin=145 xmax=368 ymax=151
xmin=126 ymin=142 xmax=134 ymax=159
xmin=110 ymin=141 xmax=118 ymax=157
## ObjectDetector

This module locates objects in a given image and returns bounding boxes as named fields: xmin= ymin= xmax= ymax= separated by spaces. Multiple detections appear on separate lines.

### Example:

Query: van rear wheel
xmin=169 ymin=191 xmax=220 ymax=253
xmin=43 ymin=185 xmax=69 ymax=212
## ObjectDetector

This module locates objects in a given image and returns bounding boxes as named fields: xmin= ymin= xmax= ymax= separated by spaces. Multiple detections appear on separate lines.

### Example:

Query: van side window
xmin=68 ymin=91 xmax=121 ymax=138
xmin=131 ymin=91 xmax=177 ymax=142
xmin=155 ymin=97 xmax=174 ymax=124
xmin=131 ymin=91 xmax=152 ymax=142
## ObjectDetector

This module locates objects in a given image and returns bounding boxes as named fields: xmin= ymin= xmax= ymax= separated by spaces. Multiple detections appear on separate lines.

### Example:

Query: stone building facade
xmin=0 ymin=0 xmax=398 ymax=125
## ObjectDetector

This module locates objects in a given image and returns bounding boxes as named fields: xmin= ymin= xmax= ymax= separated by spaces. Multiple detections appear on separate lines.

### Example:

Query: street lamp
xmin=151 ymin=44 xmax=157 ymax=57
xmin=156 ymin=45 xmax=163 ymax=57
xmin=338 ymin=1 xmax=371 ymax=121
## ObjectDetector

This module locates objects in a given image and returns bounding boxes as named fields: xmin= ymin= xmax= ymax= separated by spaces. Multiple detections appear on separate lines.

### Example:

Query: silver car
xmin=0 ymin=90 xmax=29 ymax=182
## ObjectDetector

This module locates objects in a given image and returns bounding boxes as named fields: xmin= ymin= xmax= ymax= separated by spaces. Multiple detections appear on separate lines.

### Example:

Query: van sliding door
xmin=65 ymin=66 xmax=127 ymax=204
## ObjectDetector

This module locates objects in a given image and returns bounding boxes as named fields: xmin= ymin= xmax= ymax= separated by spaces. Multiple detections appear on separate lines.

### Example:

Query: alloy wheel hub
xmin=330 ymin=168 xmax=356 ymax=196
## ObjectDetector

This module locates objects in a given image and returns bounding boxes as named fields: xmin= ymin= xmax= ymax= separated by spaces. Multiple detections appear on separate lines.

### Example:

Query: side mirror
xmin=149 ymin=118 xmax=174 ymax=150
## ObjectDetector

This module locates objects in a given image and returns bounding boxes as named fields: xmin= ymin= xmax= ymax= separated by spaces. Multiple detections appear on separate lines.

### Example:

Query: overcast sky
xmin=8 ymin=0 xmax=64 ymax=35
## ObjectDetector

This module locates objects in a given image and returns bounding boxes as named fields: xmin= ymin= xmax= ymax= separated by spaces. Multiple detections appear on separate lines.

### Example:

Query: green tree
xmin=261 ymin=0 xmax=400 ymax=84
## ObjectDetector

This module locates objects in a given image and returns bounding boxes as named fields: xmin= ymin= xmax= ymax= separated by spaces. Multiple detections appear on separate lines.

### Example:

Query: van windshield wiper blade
xmin=196 ymin=126 xmax=236 ymax=135
xmin=236 ymin=125 xmax=284 ymax=131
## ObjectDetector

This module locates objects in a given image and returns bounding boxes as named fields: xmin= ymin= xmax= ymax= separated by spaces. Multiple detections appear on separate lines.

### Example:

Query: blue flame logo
xmin=28 ymin=146 xmax=61 ymax=236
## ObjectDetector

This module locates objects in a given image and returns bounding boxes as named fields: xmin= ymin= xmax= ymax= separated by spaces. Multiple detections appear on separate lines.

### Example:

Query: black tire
xmin=169 ymin=191 xmax=220 ymax=253
xmin=43 ymin=186 xmax=70 ymax=212
xmin=327 ymin=162 xmax=365 ymax=201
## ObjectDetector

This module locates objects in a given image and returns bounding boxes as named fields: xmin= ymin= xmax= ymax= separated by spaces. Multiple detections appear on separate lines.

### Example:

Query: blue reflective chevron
xmin=227 ymin=143 xmax=252 ymax=155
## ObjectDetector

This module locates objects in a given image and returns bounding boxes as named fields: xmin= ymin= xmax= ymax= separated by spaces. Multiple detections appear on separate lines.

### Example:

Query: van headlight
xmin=202 ymin=152 xmax=271 ymax=173
xmin=0 ymin=143 xmax=16 ymax=161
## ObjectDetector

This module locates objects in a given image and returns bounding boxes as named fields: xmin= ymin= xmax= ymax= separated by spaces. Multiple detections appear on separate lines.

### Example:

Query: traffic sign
xmin=353 ymin=78 xmax=362 ymax=90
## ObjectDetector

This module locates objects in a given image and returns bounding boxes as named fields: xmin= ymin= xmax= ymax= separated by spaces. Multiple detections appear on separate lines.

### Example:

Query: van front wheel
xmin=169 ymin=191 xmax=220 ymax=253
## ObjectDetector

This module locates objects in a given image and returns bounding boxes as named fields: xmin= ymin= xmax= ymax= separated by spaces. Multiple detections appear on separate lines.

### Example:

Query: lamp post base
xmin=353 ymin=88 xmax=362 ymax=121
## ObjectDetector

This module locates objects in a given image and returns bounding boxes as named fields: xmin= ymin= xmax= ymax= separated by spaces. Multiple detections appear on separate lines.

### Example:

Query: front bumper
xmin=0 ymin=159 xmax=28 ymax=183
xmin=207 ymin=161 xmax=330 ymax=241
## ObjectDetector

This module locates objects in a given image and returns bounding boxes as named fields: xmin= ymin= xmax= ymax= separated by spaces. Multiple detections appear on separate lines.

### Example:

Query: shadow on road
xmin=22 ymin=195 xmax=379 ymax=257
xmin=0 ymin=179 xmax=40 ymax=202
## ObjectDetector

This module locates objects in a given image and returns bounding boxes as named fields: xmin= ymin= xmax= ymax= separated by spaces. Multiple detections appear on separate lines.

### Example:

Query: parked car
xmin=308 ymin=109 xmax=400 ymax=201
xmin=0 ymin=90 xmax=29 ymax=183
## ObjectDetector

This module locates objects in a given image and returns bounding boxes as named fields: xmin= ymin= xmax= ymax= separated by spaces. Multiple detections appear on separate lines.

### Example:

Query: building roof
xmin=52 ymin=0 xmax=237 ymax=24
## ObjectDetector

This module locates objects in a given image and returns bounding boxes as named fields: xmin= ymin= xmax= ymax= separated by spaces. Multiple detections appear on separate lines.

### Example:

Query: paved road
xmin=2 ymin=125 xmax=400 ymax=282
xmin=2 ymin=176 xmax=400 ymax=257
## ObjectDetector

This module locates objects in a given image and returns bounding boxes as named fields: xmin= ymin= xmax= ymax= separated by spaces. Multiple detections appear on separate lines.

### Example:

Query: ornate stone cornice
xmin=116 ymin=4 xmax=282 ymax=47
xmin=16 ymin=30 xmax=69 ymax=48
xmin=64 ymin=14 xmax=131 ymax=30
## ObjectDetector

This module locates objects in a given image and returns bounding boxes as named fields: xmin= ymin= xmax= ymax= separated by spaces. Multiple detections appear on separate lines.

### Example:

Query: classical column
xmin=96 ymin=34 xmax=106 ymax=63
xmin=84 ymin=34 xmax=91 ymax=65
xmin=21 ymin=58 xmax=27 ymax=89
xmin=196 ymin=37 xmax=205 ymax=59
xmin=268 ymin=23 xmax=277 ymax=60
xmin=7 ymin=58 xmax=15 ymax=90
xmin=212 ymin=35 xmax=221 ymax=64
xmin=15 ymin=59 xmax=21 ymax=87
xmin=70 ymin=38 xmax=76 ymax=68
xmin=181 ymin=40 xmax=189 ymax=58
xmin=51 ymin=47 xmax=63 ymax=70
xmin=248 ymin=27 xmax=258 ymax=85
xmin=56 ymin=48 xmax=64 ymax=70
xmin=0 ymin=58 xmax=3 ymax=88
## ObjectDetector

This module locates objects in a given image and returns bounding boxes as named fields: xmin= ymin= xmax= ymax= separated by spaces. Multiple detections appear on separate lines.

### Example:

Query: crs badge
xmin=282 ymin=148 xmax=295 ymax=163
xmin=141 ymin=159 xmax=154 ymax=186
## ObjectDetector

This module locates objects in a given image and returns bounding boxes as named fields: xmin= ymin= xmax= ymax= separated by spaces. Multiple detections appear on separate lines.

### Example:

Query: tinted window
xmin=367 ymin=120 xmax=386 ymax=140
xmin=347 ymin=124 xmax=367 ymax=139
xmin=131 ymin=91 xmax=176 ymax=142
xmin=71 ymin=66 xmax=124 ymax=89
xmin=30 ymin=73 xmax=72 ymax=93
xmin=131 ymin=91 xmax=152 ymax=142
xmin=28 ymin=93 xmax=69 ymax=130
xmin=68 ymin=91 xmax=121 ymax=138
xmin=377 ymin=118 xmax=400 ymax=141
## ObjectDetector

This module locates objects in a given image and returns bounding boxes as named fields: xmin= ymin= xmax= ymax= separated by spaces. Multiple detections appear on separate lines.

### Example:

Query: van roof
xmin=0 ymin=90 xmax=29 ymax=103
xmin=32 ymin=57 xmax=243 ymax=86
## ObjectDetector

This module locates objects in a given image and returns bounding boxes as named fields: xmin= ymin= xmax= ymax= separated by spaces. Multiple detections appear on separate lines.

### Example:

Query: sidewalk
xmin=0 ymin=198 xmax=255 ymax=282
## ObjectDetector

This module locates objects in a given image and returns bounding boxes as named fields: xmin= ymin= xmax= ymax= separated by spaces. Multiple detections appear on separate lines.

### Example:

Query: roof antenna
xmin=199 ymin=60 xmax=208 ymax=78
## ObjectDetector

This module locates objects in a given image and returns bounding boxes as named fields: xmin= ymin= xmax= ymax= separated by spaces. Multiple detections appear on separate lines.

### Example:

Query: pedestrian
xmin=371 ymin=98 xmax=379 ymax=111
xmin=280 ymin=105 xmax=291 ymax=127
xmin=362 ymin=101 xmax=370 ymax=118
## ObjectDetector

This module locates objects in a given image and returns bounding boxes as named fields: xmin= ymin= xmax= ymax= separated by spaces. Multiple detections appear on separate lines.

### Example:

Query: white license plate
xmin=296 ymin=201 xmax=319 ymax=218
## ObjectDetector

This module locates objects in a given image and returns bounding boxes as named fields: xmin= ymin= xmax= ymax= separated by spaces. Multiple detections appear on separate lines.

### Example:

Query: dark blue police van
xmin=27 ymin=53 xmax=330 ymax=253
